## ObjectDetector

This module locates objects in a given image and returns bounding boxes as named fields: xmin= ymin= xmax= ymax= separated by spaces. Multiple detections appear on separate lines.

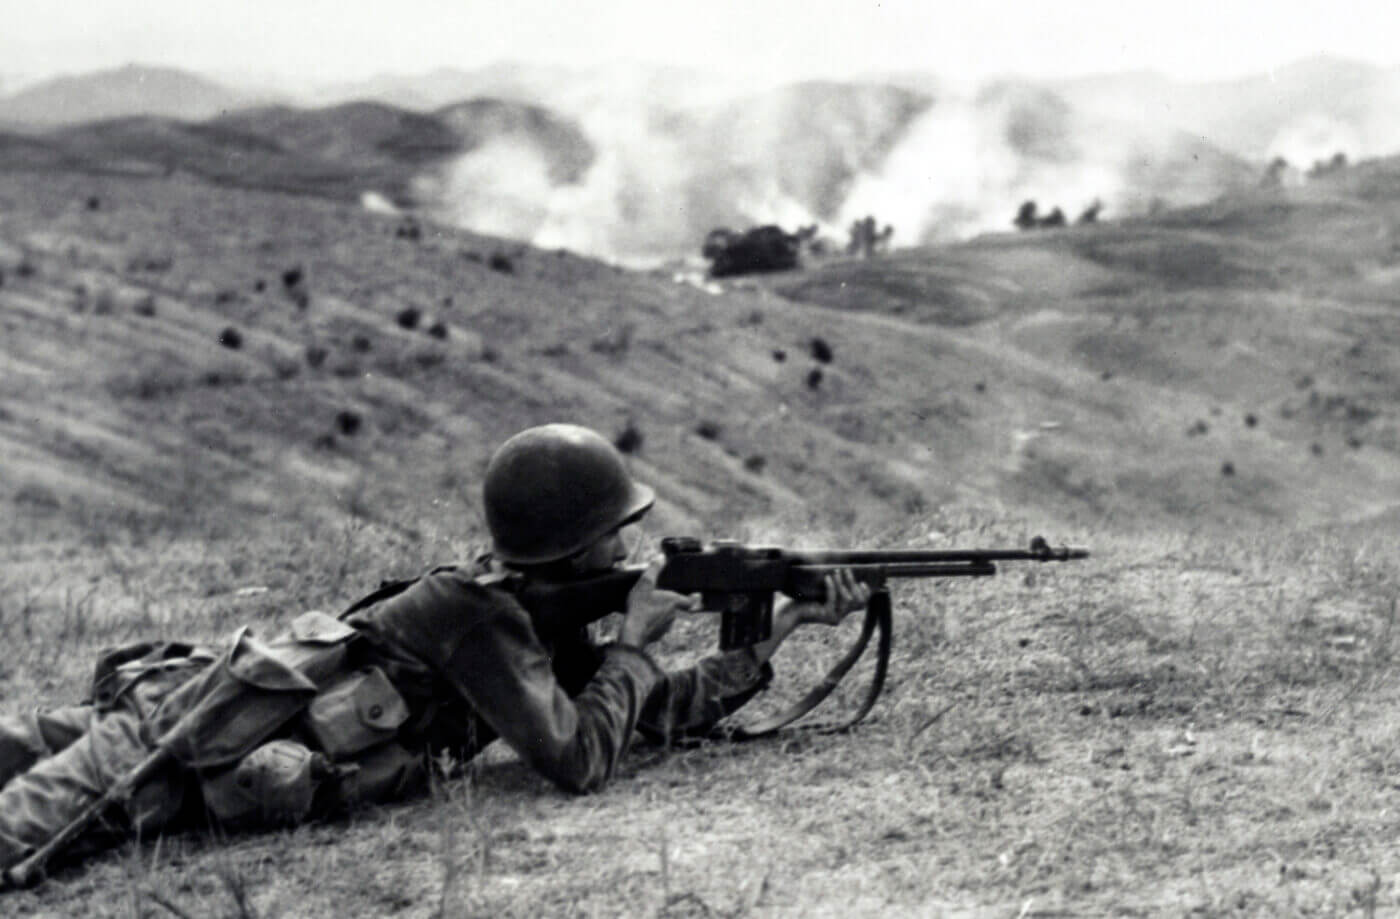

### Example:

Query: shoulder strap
xmin=337 ymin=564 xmax=465 ymax=620
xmin=723 ymin=589 xmax=892 ymax=741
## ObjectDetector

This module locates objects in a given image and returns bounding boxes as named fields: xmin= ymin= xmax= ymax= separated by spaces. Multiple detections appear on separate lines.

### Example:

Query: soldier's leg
xmin=0 ymin=676 xmax=192 ymax=870
xmin=0 ymin=705 xmax=93 ymax=790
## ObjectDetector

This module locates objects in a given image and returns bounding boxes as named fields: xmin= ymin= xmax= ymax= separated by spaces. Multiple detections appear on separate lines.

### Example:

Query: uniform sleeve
xmin=365 ymin=573 xmax=665 ymax=793
xmin=637 ymin=650 xmax=773 ymax=744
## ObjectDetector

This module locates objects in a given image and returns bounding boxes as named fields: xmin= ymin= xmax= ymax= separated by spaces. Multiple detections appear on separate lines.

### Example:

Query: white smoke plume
xmin=421 ymin=79 xmax=1254 ymax=264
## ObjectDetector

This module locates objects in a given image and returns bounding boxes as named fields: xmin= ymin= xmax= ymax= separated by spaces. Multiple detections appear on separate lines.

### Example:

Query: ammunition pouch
xmin=302 ymin=666 xmax=410 ymax=758
xmin=201 ymin=739 xmax=327 ymax=829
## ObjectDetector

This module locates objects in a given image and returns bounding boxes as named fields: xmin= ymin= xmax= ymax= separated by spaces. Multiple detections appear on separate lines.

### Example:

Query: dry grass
xmin=2 ymin=513 xmax=1397 ymax=917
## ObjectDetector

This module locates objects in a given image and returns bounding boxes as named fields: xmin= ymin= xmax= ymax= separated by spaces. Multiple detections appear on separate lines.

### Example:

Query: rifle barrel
xmin=789 ymin=544 xmax=1088 ymax=565
xmin=798 ymin=561 xmax=998 ymax=578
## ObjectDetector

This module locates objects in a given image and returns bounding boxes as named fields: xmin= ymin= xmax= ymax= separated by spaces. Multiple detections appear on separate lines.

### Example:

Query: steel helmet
xmin=483 ymin=423 xmax=655 ymax=565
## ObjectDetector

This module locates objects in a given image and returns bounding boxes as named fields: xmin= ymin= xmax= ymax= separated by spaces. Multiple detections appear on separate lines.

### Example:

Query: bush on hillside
xmin=703 ymin=225 xmax=802 ymax=278
xmin=131 ymin=295 xmax=158 ymax=320
xmin=614 ymin=421 xmax=643 ymax=455
xmin=336 ymin=410 xmax=362 ymax=436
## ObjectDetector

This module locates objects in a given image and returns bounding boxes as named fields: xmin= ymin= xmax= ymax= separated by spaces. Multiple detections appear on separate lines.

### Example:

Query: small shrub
xmin=291 ymin=289 xmax=310 ymax=310
xmin=810 ymin=337 xmax=833 ymax=364
xmin=0 ymin=268 xmax=5 ymax=288
xmin=254 ymin=278 xmax=266 ymax=293
xmin=132 ymin=294 xmax=156 ymax=317
xmin=614 ymin=422 xmax=643 ymax=455
xmin=1187 ymin=420 xmax=1209 ymax=437
xmin=1244 ymin=413 xmax=1258 ymax=428
xmin=396 ymin=307 xmax=422 ymax=330
xmin=1348 ymin=435 xmax=1364 ymax=449
xmin=806 ymin=368 xmax=824 ymax=390
xmin=1221 ymin=461 xmax=1235 ymax=477
xmin=215 ymin=289 xmax=239 ymax=305
xmin=282 ymin=267 xmax=303 ymax=289
xmin=93 ymin=289 xmax=116 ymax=315
xmin=427 ymin=321 xmax=449 ymax=340
xmin=1100 ymin=370 xmax=1113 ymax=381
xmin=488 ymin=253 xmax=514 ymax=274
xmin=462 ymin=250 xmax=482 ymax=263
xmin=305 ymin=344 xmax=329 ymax=368
xmin=442 ymin=296 xmax=454 ymax=308
xmin=218 ymin=327 xmax=243 ymax=350
xmin=335 ymin=410 xmax=363 ymax=436
xmin=772 ymin=349 xmax=787 ymax=362
xmin=695 ymin=420 xmax=721 ymax=440
xmin=744 ymin=454 xmax=767 ymax=474
xmin=351 ymin=334 xmax=372 ymax=353
xmin=16 ymin=259 xmax=36 ymax=278
xmin=480 ymin=345 xmax=499 ymax=363
xmin=1311 ymin=442 xmax=1324 ymax=457
xmin=15 ymin=482 xmax=61 ymax=510
xmin=86 ymin=196 xmax=101 ymax=211
xmin=974 ymin=380 xmax=987 ymax=393
xmin=313 ymin=433 xmax=338 ymax=451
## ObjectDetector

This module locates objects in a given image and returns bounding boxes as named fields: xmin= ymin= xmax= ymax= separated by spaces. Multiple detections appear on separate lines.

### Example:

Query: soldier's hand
xmin=619 ymin=557 xmax=698 ymax=648
xmin=797 ymin=569 xmax=871 ymax=627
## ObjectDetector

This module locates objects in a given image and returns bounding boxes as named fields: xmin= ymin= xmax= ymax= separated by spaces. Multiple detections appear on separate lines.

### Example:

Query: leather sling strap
xmin=725 ymin=589 xmax=892 ymax=741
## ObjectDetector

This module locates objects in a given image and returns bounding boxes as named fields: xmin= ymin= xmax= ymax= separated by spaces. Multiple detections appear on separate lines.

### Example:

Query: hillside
xmin=3 ymin=152 xmax=1400 ymax=917
xmin=0 ymin=64 xmax=252 ymax=127
xmin=1 ymin=163 xmax=1396 ymax=561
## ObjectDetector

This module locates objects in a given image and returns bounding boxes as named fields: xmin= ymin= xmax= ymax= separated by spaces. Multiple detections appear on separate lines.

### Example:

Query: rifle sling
xmin=724 ymin=589 xmax=892 ymax=741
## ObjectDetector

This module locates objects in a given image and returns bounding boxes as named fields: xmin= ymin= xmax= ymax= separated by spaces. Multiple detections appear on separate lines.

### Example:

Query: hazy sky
xmin=3 ymin=0 xmax=1398 ymax=86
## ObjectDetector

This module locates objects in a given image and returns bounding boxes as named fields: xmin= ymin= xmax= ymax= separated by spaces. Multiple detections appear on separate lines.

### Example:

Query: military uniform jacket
xmin=343 ymin=567 xmax=772 ymax=793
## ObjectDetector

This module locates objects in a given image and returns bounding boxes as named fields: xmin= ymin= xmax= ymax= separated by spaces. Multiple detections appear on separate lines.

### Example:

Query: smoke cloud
xmin=418 ymin=79 xmax=1256 ymax=265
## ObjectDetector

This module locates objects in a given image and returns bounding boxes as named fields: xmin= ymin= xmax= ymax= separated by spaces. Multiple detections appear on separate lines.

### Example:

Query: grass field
xmin=3 ymin=514 xmax=1398 ymax=917
xmin=1 ymin=155 xmax=1399 ymax=915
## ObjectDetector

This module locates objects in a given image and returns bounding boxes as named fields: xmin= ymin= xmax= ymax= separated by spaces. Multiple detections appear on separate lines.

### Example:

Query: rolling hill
xmin=2 ymin=123 xmax=1400 ymax=919
xmin=0 ymin=64 xmax=254 ymax=127
xmin=1 ymin=155 xmax=1396 ymax=560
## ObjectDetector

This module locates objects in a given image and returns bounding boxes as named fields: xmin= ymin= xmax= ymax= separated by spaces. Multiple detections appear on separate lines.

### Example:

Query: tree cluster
xmin=1014 ymin=199 xmax=1101 ymax=231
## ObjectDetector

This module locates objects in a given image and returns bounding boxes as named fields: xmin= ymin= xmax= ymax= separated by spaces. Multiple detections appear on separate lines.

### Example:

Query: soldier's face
xmin=570 ymin=526 xmax=631 ymax=573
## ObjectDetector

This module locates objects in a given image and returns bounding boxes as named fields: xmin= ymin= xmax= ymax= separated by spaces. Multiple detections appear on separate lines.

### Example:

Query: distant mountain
xmin=212 ymin=102 xmax=462 ymax=168
xmin=29 ymin=96 xmax=595 ymax=210
xmin=1055 ymin=56 xmax=1400 ymax=165
xmin=307 ymin=60 xmax=779 ymax=117
xmin=0 ymin=64 xmax=253 ymax=126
